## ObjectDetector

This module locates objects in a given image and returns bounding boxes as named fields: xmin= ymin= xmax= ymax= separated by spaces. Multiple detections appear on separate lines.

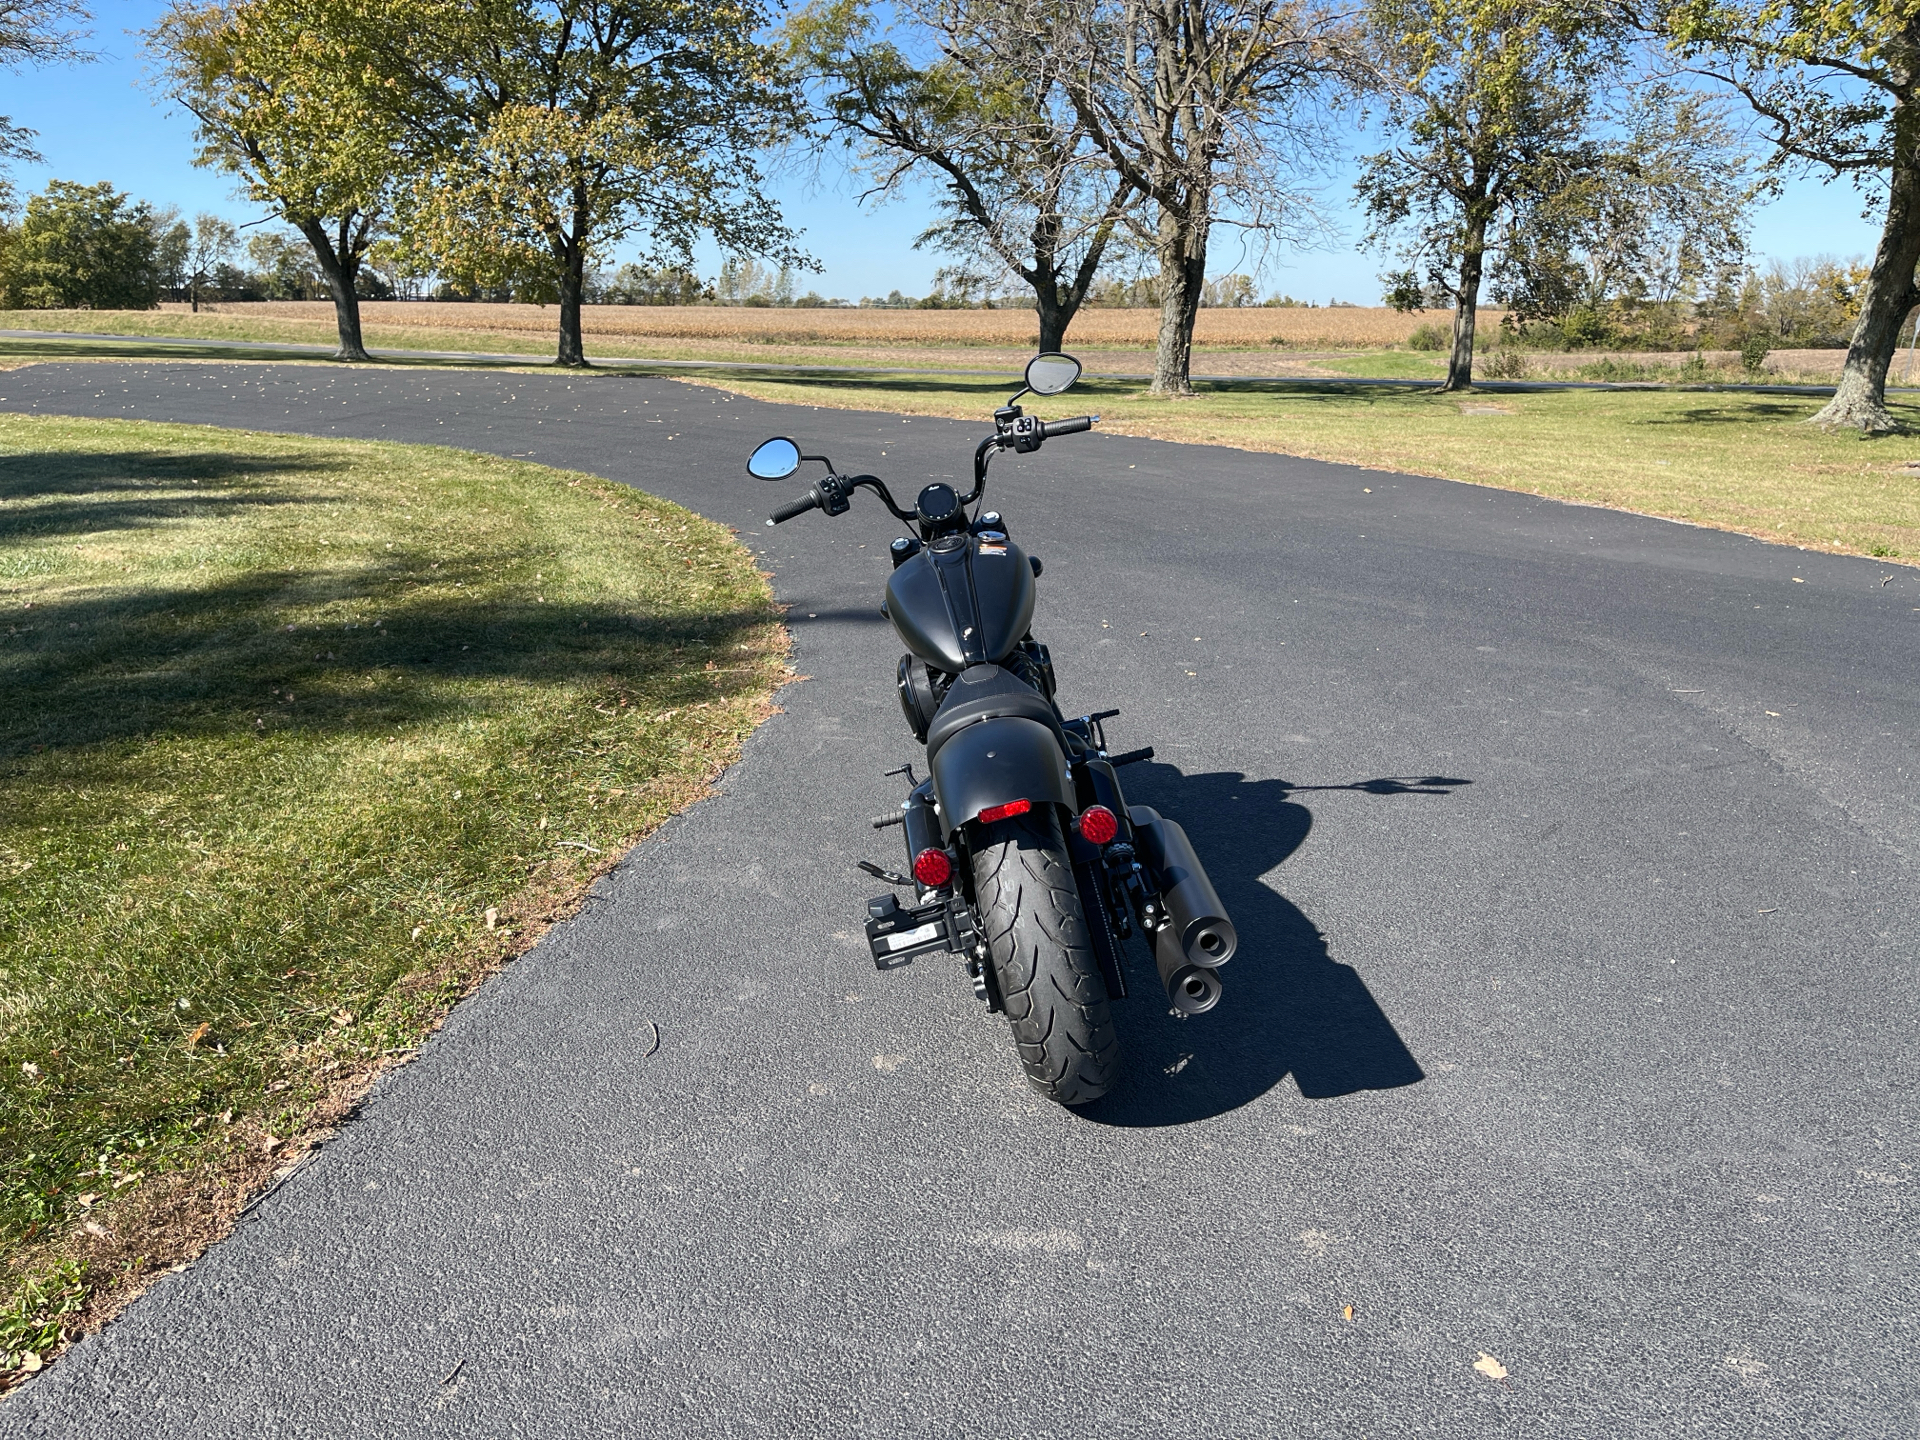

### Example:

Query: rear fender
xmin=929 ymin=715 xmax=1073 ymax=840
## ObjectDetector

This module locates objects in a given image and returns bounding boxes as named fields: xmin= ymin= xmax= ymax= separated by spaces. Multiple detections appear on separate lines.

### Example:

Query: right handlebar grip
xmin=1039 ymin=415 xmax=1096 ymax=439
xmin=769 ymin=491 xmax=819 ymax=525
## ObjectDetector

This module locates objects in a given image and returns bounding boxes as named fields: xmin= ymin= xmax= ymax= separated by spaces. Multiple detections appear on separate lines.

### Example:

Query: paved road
xmin=4 ymin=364 xmax=1915 ymax=1437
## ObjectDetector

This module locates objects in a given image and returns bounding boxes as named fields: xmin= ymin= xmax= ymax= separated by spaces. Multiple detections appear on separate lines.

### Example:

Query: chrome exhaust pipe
xmin=1129 ymin=806 xmax=1238 ymax=969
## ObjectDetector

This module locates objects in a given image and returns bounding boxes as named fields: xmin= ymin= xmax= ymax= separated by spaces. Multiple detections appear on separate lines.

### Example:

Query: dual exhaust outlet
xmin=1128 ymin=806 xmax=1235 ymax=1016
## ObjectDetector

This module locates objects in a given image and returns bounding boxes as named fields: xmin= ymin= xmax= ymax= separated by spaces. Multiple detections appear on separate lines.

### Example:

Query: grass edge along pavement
xmin=0 ymin=415 xmax=789 ymax=1390
xmin=0 ymin=329 xmax=1913 ymax=564
xmin=670 ymin=369 xmax=1920 ymax=567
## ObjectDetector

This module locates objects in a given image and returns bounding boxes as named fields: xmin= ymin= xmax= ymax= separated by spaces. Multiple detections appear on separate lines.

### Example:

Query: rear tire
xmin=970 ymin=808 xmax=1120 ymax=1105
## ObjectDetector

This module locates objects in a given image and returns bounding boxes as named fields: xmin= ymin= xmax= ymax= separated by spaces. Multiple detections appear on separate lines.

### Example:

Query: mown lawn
xmin=686 ymin=371 xmax=1920 ymax=562
xmin=0 ymin=415 xmax=785 ymax=1377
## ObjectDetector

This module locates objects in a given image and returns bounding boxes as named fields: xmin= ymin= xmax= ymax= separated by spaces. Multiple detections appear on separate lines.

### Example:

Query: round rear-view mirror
xmin=1025 ymin=352 xmax=1082 ymax=396
xmin=747 ymin=436 xmax=801 ymax=480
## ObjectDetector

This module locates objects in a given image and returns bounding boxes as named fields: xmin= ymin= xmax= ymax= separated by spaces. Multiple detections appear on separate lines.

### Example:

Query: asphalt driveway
xmin=2 ymin=363 xmax=1914 ymax=1437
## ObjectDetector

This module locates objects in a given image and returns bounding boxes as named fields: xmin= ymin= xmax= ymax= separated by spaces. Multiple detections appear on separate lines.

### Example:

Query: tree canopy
xmin=1060 ymin=0 xmax=1359 ymax=393
xmin=788 ymin=0 xmax=1138 ymax=351
xmin=1662 ymin=0 xmax=1920 ymax=430
xmin=0 ymin=1 xmax=93 ymax=186
xmin=0 ymin=179 xmax=160 ymax=309
xmin=366 ymin=0 xmax=806 ymax=365
xmin=150 ymin=0 xmax=401 ymax=358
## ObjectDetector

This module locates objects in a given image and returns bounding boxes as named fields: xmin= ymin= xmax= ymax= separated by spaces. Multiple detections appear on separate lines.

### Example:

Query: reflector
xmin=912 ymin=847 xmax=953 ymax=887
xmin=978 ymin=798 xmax=1032 ymax=824
xmin=1076 ymin=804 xmax=1119 ymax=845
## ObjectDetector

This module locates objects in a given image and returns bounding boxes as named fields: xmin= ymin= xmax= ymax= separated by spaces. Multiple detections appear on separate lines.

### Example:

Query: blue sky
xmin=13 ymin=3 xmax=1883 ymax=305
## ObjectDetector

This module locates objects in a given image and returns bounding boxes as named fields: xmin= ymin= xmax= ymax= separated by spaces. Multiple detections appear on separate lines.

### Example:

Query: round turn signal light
xmin=1076 ymin=805 xmax=1119 ymax=846
xmin=912 ymin=847 xmax=954 ymax=887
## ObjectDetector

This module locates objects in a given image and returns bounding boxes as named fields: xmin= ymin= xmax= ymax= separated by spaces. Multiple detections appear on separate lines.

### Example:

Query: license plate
xmin=884 ymin=922 xmax=942 ymax=952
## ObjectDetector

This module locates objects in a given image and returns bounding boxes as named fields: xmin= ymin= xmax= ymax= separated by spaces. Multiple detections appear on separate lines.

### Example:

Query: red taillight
xmin=978 ymin=798 xmax=1032 ymax=824
xmin=912 ymin=847 xmax=953 ymax=887
xmin=1076 ymin=804 xmax=1119 ymax=845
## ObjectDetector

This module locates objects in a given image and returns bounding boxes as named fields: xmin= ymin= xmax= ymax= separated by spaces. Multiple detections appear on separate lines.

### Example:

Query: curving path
xmin=2 ymin=363 xmax=1915 ymax=1438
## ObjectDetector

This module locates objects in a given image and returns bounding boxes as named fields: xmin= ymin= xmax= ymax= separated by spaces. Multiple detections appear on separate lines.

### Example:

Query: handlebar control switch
xmin=1010 ymin=414 xmax=1045 ymax=453
xmin=818 ymin=474 xmax=853 ymax=517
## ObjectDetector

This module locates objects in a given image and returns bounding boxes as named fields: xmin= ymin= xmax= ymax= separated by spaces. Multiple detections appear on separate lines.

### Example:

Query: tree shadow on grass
xmin=0 ymin=565 xmax=775 ymax=756
xmin=0 ymin=449 xmax=337 ymax=540
xmin=1639 ymin=401 xmax=1820 ymax=427
xmin=0 ymin=444 xmax=777 ymax=756
xmin=1078 ymin=763 xmax=1467 ymax=1128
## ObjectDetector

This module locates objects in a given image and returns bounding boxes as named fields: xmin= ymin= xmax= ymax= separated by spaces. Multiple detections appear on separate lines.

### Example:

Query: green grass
xmin=1316 ymin=350 xmax=1450 ymax=379
xmin=684 ymin=370 xmax=1920 ymax=562
xmin=0 ymin=415 xmax=785 ymax=1365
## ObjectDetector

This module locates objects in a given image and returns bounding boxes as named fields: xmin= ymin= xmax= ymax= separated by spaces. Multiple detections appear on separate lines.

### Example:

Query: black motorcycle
xmin=747 ymin=353 xmax=1235 ymax=1106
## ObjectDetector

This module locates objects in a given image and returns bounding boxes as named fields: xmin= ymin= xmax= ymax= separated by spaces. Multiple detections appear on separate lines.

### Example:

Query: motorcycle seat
xmin=924 ymin=663 xmax=1064 ymax=762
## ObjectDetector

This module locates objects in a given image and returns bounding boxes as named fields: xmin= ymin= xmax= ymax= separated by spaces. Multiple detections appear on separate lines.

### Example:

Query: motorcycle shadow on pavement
xmin=1080 ymin=764 xmax=1466 ymax=1128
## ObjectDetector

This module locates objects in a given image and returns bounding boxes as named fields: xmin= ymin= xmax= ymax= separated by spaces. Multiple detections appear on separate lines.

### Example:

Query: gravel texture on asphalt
xmin=2 ymin=364 xmax=1915 ymax=1438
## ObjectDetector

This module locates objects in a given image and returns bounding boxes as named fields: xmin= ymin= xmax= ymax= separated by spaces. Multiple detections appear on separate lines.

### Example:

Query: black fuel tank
xmin=885 ymin=532 xmax=1037 ymax=672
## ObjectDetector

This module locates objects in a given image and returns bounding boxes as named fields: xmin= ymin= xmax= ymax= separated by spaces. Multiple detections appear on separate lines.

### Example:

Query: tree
xmin=0 ymin=179 xmax=160 ymax=309
xmin=0 ymin=2 xmax=94 ymax=185
xmin=1059 ymin=0 xmax=1358 ymax=394
xmin=360 ymin=0 xmax=805 ymax=367
xmin=1663 ymin=1 xmax=1920 ymax=432
xmin=149 ymin=205 xmax=193 ymax=298
xmin=149 ymin=0 xmax=398 ymax=360
xmin=1358 ymin=0 xmax=1624 ymax=390
xmin=1477 ymin=81 xmax=1752 ymax=350
xmin=184 ymin=211 xmax=238 ymax=311
xmin=789 ymin=0 xmax=1138 ymax=352
xmin=604 ymin=259 xmax=707 ymax=303
xmin=247 ymin=228 xmax=324 ymax=298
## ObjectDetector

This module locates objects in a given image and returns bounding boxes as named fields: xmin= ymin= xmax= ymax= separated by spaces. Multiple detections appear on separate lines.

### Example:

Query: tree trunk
xmin=1440 ymin=211 xmax=1487 ymax=393
xmin=295 ymin=217 xmax=371 ymax=363
xmin=1036 ymin=285 xmax=1068 ymax=353
xmin=1151 ymin=200 xmax=1208 ymax=396
xmin=556 ymin=237 xmax=587 ymax=367
xmin=1811 ymin=103 xmax=1920 ymax=432
xmin=1024 ymin=190 xmax=1129 ymax=356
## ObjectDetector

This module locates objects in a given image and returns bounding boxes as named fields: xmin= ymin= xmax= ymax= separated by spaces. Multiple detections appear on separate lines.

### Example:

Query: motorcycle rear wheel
xmin=971 ymin=808 xmax=1120 ymax=1105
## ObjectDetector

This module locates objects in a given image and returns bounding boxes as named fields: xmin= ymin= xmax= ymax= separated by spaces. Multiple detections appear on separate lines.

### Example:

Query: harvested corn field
xmin=171 ymin=300 xmax=1471 ymax=350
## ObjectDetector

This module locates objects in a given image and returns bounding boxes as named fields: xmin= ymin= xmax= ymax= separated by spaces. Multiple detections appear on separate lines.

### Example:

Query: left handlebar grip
xmin=768 ymin=492 xmax=819 ymax=525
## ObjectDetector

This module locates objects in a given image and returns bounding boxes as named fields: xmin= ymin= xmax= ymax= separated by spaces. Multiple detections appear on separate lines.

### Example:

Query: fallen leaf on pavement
xmin=1342 ymin=1305 xmax=1354 ymax=1322
xmin=1474 ymin=1353 xmax=1508 ymax=1381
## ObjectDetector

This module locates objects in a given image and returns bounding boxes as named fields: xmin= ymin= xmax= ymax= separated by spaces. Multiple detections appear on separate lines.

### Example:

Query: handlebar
xmin=768 ymin=491 xmax=819 ymax=525
xmin=771 ymin=413 xmax=1099 ymax=525
xmin=1039 ymin=415 xmax=1097 ymax=439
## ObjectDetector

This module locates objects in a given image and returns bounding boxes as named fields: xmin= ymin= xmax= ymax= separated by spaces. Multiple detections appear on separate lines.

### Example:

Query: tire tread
xmin=971 ymin=809 xmax=1119 ymax=1104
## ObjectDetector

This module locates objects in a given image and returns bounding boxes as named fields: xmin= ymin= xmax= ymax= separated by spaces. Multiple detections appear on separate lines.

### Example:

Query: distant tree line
xmin=5 ymin=1 xmax=1920 ymax=425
